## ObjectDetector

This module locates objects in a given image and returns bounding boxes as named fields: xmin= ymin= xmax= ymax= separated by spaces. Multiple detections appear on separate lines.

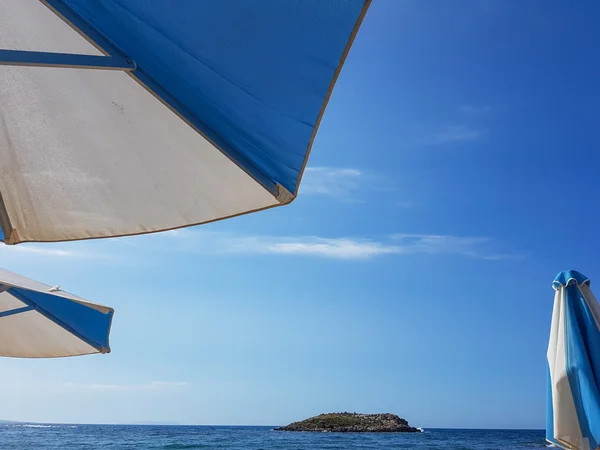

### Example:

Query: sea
xmin=0 ymin=424 xmax=550 ymax=449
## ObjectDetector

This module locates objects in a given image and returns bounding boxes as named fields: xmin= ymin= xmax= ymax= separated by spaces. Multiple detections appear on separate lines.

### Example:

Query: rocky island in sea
xmin=274 ymin=412 xmax=422 ymax=433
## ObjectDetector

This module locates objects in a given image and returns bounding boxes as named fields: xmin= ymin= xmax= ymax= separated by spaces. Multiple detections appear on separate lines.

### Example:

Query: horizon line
xmin=0 ymin=420 xmax=545 ymax=431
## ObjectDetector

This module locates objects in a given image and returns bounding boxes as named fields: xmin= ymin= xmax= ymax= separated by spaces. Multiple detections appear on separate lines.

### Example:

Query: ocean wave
xmin=522 ymin=442 xmax=555 ymax=448
xmin=162 ymin=445 xmax=209 ymax=449
xmin=524 ymin=442 xmax=556 ymax=448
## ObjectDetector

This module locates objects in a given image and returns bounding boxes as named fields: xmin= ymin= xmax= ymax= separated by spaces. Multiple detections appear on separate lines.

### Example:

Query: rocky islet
xmin=275 ymin=413 xmax=422 ymax=433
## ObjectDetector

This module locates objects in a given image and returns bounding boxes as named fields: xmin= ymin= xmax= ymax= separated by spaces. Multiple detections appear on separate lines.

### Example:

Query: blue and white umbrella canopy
xmin=0 ymin=0 xmax=370 ymax=244
xmin=0 ymin=267 xmax=113 ymax=358
xmin=547 ymin=270 xmax=600 ymax=449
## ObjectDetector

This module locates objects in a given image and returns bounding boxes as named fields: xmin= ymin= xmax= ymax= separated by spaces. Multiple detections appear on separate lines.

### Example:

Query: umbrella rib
xmin=0 ymin=305 xmax=35 ymax=319
xmin=0 ymin=49 xmax=136 ymax=71
xmin=6 ymin=288 xmax=108 ymax=354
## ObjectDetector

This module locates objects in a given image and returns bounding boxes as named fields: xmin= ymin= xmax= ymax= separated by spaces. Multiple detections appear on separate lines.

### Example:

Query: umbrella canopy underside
xmin=0 ymin=267 xmax=112 ymax=358
xmin=0 ymin=0 xmax=370 ymax=244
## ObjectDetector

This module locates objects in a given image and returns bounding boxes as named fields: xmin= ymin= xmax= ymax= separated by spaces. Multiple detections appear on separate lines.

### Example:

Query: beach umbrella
xmin=0 ymin=267 xmax=113 ymax=358
xmin=0 ymin=0 xmax=371 ymax=245
xmin=547 ymin=270 xmax=600 ymax=449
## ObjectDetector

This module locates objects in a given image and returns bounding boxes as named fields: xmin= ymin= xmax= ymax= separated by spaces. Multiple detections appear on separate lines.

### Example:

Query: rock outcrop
xmin=274 ymin=412 xmax=421 ymax=433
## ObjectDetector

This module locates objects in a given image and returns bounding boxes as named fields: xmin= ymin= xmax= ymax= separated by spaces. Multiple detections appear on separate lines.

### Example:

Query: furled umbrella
xmin=0 ymin=267 xmax=113 ymax=358
xmin=0 ymin=0 xmax=371 ymax=245
xmin=547 ymin=270 xmax=600 ymax=449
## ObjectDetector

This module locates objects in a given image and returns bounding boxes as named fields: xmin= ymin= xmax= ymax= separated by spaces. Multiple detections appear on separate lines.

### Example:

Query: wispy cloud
xmin=229 ymin=236 xmax=398 ymax=259
xmin=299 ymin=167 xmax=362 ymax=198
xmin=427 ymin=125 xmax=486 ymax=145
xmin=0 ymin=243 xmax=101 ymax=259
xmin=63 ymin=381 xmax=188 ymax=391
xmin=160 ymin=231 xmax=515 ymax=261
xmin=298 ymin=166 xmax=401 ymax=203
xmin=459 ymin=104 xmax=492 ymax=115
xmin=160 ymin=229 xmax=191 ymax=238
xmin=7 ymin=245 xmax=79 ymax=257
xmin=390 ymin=234 xmax=511 ymax=260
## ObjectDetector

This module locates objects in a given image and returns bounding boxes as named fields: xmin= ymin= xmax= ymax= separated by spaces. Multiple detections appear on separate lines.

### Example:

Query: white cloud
xmin=230 ymin=236 xmax=399 ymax=259
xmin=161 ymin=229 xmax=191 ymax=238
xmin=164 ymin=232 xmax=513 ymax=261
xmin=116 ymin=229 xmax=515 ymax=261
xmin=238 ymin=234 xmax=512 ymax=260
xmin=298 ymin=166 xmax=401 ymax=202
xmin=427 ymin=125 xmax=486 ymax=145
xmin=0 ymin=242 xmax=115 ymax=260
xmin=63 ymin=381 xmax=187 ymax=391
xmin=7 ymin=245 xmax=80 ymax=257
xmin=390 ymin=234 xmax=502 ymax=259
xmin=299 ymin=167 xmax=362 ymax=197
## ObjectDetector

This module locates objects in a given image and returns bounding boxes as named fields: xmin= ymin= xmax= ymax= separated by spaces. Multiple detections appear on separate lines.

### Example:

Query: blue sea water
xmin=0 ymin=424 xmax=548 ymax=449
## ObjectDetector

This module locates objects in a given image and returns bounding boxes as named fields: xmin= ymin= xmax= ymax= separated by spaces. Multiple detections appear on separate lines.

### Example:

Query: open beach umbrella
xmin=547 ymin=270 xmax=600 ymax=449
xmin=0 ymin=267 xmax=113 ymax=358
xmin=0 ymin=0 xmax=371 ymax=245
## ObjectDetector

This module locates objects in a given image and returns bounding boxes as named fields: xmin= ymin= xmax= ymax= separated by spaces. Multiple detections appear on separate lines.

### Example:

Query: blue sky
xmin=0 ymin=0 xmax=599 ymax=429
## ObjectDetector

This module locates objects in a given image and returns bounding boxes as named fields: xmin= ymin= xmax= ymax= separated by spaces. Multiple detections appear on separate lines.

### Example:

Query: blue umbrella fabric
xmin=0 ymin=267 xmax=113 ymax=358
xmin=547 ymin=270 xmax=600 ymax=449
xmin=0 ymin=0 xmax=371 ymax=244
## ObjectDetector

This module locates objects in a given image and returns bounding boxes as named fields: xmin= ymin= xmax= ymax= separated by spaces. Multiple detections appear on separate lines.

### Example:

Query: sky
xmin=0 ymin=0 xmax=599 ymax=430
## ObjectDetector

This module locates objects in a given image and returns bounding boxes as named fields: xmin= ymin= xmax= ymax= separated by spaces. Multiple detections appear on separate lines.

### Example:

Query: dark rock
xmin=274 ymin=412 xmax=422 ymax=433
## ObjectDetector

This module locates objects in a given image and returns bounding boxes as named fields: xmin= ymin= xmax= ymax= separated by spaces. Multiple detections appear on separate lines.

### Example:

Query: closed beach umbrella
xmin=0 ymin=0 xmax=370 ymax=245
xmin=547 ymin=270 xmax=600 ymax=449
xmin=0 ymin=267 xmax=113 ymax=358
